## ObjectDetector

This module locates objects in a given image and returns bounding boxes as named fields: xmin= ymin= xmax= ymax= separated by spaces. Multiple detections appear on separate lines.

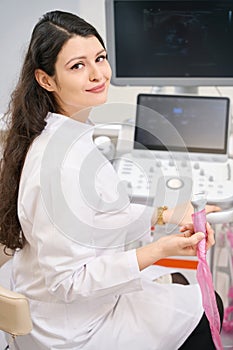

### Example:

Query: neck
xmin=70 ymin=108 xmax=91 ymax=123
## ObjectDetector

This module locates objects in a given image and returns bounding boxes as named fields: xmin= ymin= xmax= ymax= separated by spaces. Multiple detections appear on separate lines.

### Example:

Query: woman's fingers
xmin=205 ymin=204 xmax=221 ymax=214
xmin=180 ymin=223 xmax=194 ymax=233
xmin=182 ymin=231 xmax=205 ymax=246
xmin=180 ymin=222 xmax=215 ymax=247
xmin=206 ymin=222 xmax=215 ymax=248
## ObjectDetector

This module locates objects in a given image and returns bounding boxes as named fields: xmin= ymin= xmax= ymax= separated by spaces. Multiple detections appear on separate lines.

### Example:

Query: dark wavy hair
xmin=0 ymin=10 xmax=105 ymax=252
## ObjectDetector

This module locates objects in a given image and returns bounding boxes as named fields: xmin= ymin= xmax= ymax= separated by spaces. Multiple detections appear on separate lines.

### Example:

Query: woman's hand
xmin=179 ymin=222 xmax=215 ymax=251
xmin=136 ymin=222 xmax=215 ymax=270
xmin=154 ymin=221 xmax=214 ymax=259
xmin=163 ymin=201 xmax=221 ymax=226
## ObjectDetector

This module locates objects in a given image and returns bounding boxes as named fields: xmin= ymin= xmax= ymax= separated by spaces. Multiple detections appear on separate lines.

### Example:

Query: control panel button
xmin=166 ymin=177 xmax=184 ymax=189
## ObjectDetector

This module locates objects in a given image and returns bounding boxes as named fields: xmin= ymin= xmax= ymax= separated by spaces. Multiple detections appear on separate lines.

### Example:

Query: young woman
xmin=0 ymin=10 xmax=222 ymax=350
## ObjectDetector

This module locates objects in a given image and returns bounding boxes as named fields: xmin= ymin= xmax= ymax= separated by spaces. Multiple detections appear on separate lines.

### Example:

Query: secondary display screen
xmin=134 ymin=94 xmax=229 ymax=154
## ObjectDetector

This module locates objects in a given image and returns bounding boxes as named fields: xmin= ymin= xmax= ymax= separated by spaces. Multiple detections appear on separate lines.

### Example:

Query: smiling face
xmin=35 ymin=35 xmax=112 ymax=118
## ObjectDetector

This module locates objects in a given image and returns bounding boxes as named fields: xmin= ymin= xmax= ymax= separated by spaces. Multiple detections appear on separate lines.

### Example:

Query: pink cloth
xmin=192 ymin=209 xmax=223 ymax=350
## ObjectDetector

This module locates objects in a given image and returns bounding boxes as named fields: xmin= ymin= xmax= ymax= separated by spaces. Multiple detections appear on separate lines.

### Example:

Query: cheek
xmin=62 ymin=79 xmax=83 ymax=98
xmin=106 ymin=63 xmax=112 ymax=79
xmin=101 ymin=60 xmax=112 ymax=80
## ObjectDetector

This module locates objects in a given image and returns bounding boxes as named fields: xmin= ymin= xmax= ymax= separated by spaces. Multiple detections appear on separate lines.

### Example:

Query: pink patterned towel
xmin=192 ymin=209 xmax=223 ymax=350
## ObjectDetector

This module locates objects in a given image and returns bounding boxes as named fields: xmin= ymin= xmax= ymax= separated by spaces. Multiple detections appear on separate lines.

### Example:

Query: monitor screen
xmin=105 ymin=0 xmax=233 ymax=86
xmin=134 ymin=94 xmax=230 ymax=154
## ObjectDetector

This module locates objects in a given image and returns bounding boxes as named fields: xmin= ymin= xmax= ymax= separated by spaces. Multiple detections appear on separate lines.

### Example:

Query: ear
xmin=34 ymin=69 xmax=56 ymax=92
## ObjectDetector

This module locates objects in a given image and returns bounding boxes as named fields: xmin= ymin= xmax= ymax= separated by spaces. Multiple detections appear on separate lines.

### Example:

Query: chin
xmin=92 ymin=95 xmax=108 ymax=107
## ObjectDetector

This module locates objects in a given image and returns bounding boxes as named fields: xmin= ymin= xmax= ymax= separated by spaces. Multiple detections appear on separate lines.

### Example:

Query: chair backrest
xmin=0 ymin=285 xmax=32 ymax=336
xmin=0 ymin=245 xmax=32 ymax=337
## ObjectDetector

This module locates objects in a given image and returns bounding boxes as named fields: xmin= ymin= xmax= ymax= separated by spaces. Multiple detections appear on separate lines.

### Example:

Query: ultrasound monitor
xmin=105 ymin=0 xmax=233 ymax=89
xmin=134 ymin=94 xmax=230 ymax=160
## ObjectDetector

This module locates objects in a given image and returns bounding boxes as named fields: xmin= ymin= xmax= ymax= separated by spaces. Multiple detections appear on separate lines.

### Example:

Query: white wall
xmin=0 ymin=0 xmax=83 ymax=114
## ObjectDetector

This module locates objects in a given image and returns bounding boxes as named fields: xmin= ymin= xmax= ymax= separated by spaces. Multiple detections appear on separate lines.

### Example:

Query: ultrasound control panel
xmin=114 ymin=153 xmax=233 ymax=223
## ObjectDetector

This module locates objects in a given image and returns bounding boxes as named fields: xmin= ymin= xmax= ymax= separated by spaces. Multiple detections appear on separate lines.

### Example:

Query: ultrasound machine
xmin=114 ymin=94 xmax=233 ymax=224
xmin=105 ymin=0 xmax=233 ymax=225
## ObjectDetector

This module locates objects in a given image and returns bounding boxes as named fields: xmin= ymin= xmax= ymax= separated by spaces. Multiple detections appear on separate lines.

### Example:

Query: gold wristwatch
xmin=156 ymin=206 xmax=168 ymax=225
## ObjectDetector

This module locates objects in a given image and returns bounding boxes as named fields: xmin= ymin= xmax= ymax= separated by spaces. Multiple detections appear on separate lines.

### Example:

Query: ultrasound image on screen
xmin=134 ymin=95 xmax=229 ymax=154
xmin=114 ymin=1 xmax=233 ymax=78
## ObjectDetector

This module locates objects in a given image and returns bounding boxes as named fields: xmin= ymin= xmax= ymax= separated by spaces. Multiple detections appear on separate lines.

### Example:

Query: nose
xmin=89 ymin=64 xmax=102 ymax=82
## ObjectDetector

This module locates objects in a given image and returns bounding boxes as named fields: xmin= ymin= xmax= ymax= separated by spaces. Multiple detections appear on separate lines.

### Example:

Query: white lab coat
xmin=11 ymin=113 xmax=203 ymax=350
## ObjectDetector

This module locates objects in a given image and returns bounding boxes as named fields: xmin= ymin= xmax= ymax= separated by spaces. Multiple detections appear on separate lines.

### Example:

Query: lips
xmin=86 ymin=83 xmax=106 ymax=93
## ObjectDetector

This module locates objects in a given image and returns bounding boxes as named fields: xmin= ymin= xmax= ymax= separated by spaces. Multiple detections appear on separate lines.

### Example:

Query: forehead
xmin=57 ymin=35 xmax=104 ymax=62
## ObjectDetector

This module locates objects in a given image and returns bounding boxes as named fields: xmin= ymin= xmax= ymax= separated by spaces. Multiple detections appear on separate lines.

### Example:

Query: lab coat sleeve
xmin=19 ymin=192 xmax=144 ymax=303
xmin=38 ymin=223 xmax=143 ymax=303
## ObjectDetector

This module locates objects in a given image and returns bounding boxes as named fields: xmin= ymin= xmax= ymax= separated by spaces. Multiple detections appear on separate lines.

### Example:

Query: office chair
xmin=0 ymin=245 xmax=32 ymax=350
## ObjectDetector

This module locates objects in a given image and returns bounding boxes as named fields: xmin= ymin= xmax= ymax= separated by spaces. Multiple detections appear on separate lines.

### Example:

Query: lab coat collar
xmin=44 ymin=112 xmax=95 ymax=132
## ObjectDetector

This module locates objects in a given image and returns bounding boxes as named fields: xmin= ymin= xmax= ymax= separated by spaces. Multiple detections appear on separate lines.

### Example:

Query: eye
xmin=70 ymin=62 xmax=84 ymax=70
xmin=96 ymin=54 xmax=108 ymax=63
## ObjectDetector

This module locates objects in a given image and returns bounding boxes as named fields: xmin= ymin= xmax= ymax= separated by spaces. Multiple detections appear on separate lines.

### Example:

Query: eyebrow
xmin=65 ymin=49 xmax=106 ymax=66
